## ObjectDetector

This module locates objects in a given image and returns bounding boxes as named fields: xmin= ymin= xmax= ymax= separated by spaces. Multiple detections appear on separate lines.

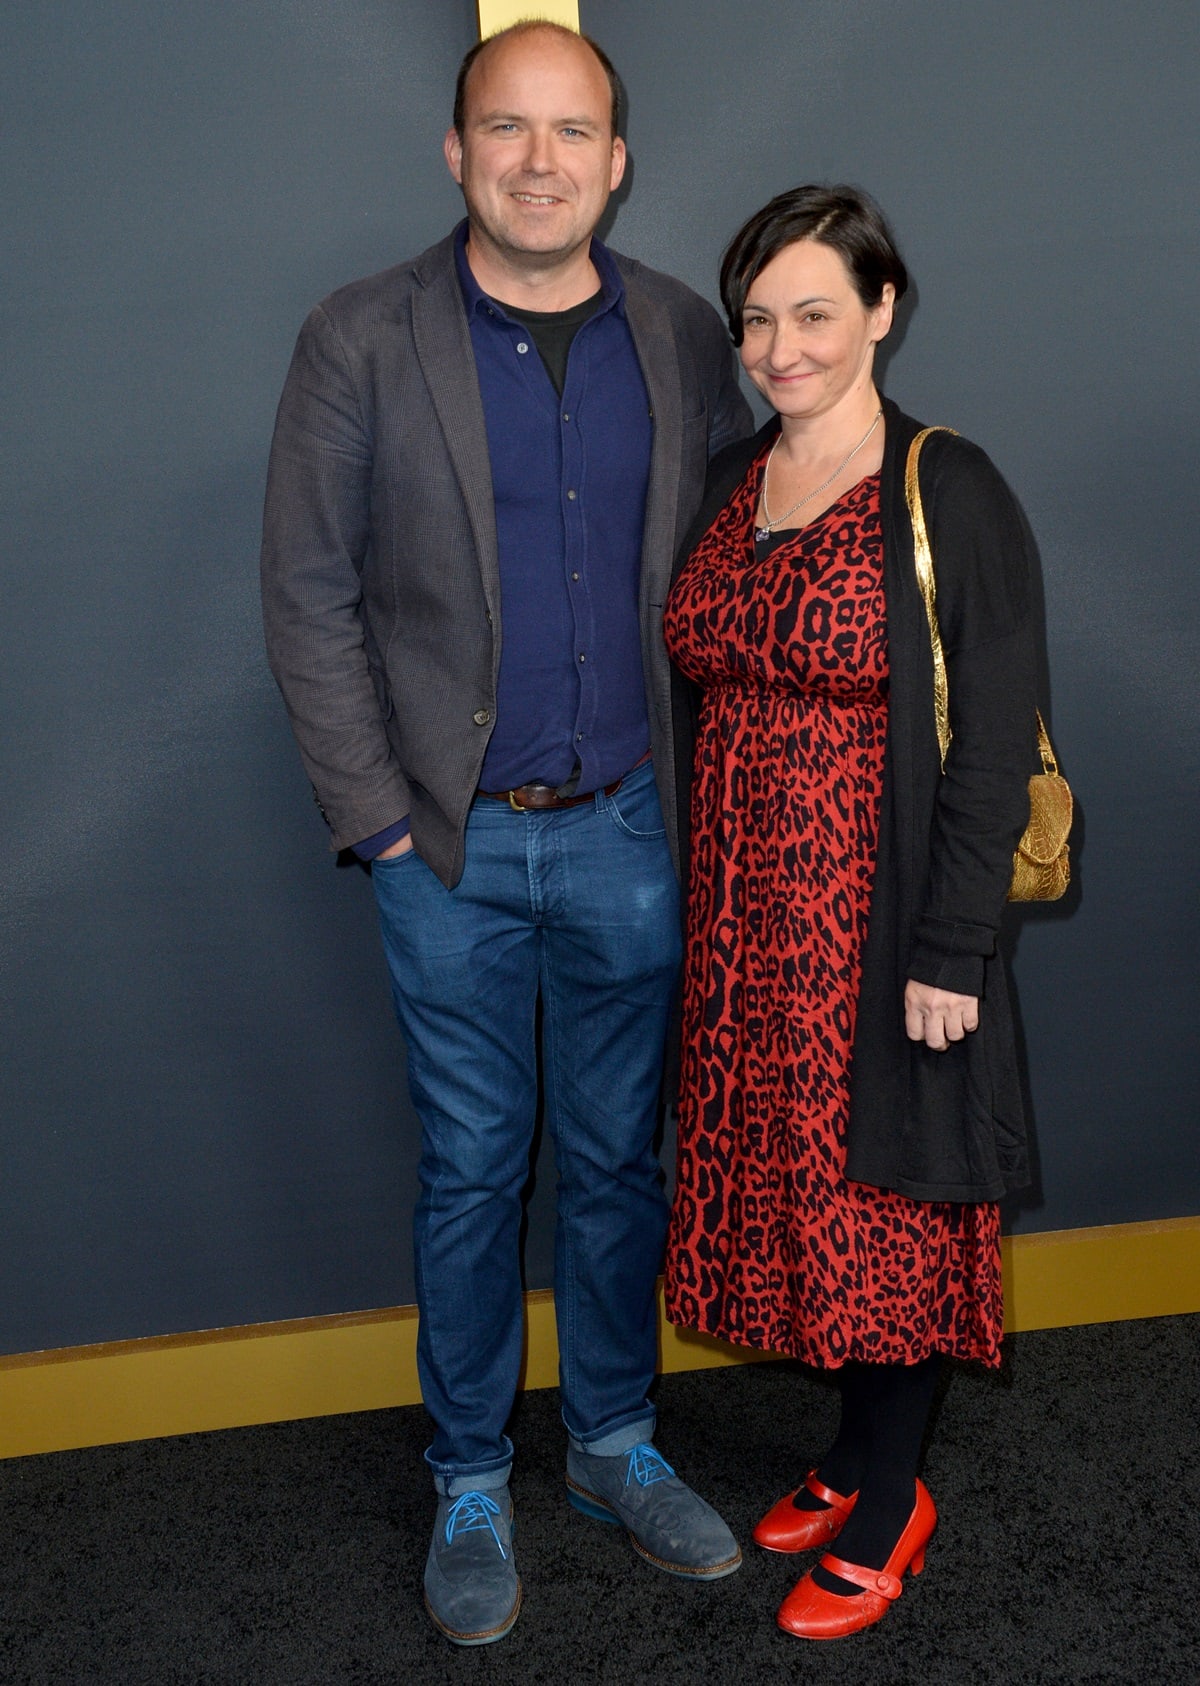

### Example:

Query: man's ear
xmin=444 ymin=126 xmax=464 ymax=185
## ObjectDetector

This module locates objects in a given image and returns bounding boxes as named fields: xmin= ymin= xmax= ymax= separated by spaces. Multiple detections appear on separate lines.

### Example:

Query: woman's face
xmin=738 ymin=238 xmax=894 ymax=422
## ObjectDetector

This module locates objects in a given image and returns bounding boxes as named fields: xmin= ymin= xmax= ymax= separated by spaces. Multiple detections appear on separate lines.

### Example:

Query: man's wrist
xmin=352 ymin=817 xmax=411 ymax=862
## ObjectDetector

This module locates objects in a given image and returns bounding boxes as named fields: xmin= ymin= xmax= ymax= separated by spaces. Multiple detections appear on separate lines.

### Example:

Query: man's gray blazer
xmin=261 ymin=229 xmax=752 ymax=887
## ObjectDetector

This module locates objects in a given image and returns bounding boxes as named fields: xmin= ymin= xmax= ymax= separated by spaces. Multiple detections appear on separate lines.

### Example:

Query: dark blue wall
xmin=2 ymin=0 xmax=1196 ymax=1354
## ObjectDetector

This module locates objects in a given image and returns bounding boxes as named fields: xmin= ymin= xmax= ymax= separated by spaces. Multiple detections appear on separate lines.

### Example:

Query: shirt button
xmin=562 ymin=413 xmax=570 ymax=422
xmin=516 ymin=341 xmax=529 ymax=354
xmin=576 ymin=733 xmax=583 ymax=742
xmin=566 ymin=489 xmax=577 ymax=500
xmin=578 ymin=653 xmax=586 ymax=663
xmin=473 ymin=709 xmax=491 ymax=726
xmin=571 ymin=572 xmax=580 ymax=582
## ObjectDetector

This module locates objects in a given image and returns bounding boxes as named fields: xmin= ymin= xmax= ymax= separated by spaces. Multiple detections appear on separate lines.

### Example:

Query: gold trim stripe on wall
xmin=477 ymin=1 xmax=580 ymax=39
xmin=1 ymin=1217 xmax=1197 ymax=1460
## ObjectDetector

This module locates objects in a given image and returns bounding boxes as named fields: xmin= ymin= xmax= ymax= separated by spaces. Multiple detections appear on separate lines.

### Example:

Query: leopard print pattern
xmin=663 ymin=453 xmax=1003 ymax=1368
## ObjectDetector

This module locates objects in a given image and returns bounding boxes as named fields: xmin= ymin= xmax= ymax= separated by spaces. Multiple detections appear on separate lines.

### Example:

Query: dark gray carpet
xmin=2 ymin=1315 xmax=1197 ymax=1684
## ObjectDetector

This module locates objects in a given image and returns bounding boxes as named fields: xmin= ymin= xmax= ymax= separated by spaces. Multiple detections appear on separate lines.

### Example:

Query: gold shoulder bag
xmin=905 ymin=427 xmax=1072 ymax=902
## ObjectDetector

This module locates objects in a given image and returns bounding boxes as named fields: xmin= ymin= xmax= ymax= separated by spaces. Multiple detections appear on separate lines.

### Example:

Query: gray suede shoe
xmin=423 ymin=1488 xmax=521 ymax=1646
xmin=566 ymin=1443 xmax=742 ymax=1579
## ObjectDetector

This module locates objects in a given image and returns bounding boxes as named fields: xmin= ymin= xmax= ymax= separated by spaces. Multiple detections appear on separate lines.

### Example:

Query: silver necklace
xmin=755 ymin=407 xmax=883 ymax=542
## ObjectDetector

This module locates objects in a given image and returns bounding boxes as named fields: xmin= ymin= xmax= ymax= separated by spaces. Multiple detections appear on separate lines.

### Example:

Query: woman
xmin=663 ymin=185 xmax=1038 ymax=1640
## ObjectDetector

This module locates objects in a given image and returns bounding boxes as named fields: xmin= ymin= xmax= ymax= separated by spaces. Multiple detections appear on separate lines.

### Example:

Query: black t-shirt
xmin=494 ymin=290 xmax=604 ymax=396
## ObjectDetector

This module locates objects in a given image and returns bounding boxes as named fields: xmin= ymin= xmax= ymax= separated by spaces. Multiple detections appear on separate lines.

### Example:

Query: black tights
xmin=800 ymin=1357 xmax=941 ymax=1596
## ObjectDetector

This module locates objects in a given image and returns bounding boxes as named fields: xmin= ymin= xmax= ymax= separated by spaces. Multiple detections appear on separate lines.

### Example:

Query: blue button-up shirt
xmin=457 ymin=224 xmax=654 ymax=794
xmin=354 ymin=227 xmax=655 ymax=858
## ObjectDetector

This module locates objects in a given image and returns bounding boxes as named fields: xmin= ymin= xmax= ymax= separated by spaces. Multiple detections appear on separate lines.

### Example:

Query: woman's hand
xmin=904 ymin=980 xmax=979 ymax=1051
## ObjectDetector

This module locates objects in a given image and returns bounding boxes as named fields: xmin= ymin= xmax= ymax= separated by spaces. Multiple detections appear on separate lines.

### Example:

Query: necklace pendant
xmin=755 ymin=525 xmax=771 ymax=542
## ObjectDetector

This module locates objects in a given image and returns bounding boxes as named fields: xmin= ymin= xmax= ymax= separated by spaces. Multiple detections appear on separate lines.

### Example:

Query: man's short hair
xmin=452 ymin=20 xmax=622 ymax=139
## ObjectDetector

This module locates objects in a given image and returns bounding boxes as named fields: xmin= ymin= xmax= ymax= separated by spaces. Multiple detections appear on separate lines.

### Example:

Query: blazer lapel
xmin=410 ymin=246 xmax=500 ymax=616
xmin=623 ymin=274 xmax=683 ymax=613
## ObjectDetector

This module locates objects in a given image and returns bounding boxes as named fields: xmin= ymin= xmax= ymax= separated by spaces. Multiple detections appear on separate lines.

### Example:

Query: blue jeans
xmin=372 ymin=759 xmax=680 ymax=1495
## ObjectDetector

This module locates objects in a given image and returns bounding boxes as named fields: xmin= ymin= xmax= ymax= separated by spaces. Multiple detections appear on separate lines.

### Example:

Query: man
xmin=261 ymin=21 xmax=752 ymax=1646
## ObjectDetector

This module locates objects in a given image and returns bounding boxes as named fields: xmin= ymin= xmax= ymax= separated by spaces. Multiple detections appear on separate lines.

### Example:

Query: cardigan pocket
xmin=898 ymin=1035 xmax=1007 ymax=1202
xmin=978 ymin=969 xmax=1029 ymax=1188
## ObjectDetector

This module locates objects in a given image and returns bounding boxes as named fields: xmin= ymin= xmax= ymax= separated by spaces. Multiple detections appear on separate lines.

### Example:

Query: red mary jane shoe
xmin=752 ymin=1471 xmax=858 ymax=1554
xmin=777 ymin=1479 xmax=937 ymax=1640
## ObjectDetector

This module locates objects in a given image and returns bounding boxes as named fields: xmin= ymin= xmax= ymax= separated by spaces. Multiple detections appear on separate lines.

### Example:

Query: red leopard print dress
xmin=663 ymin=452 xmax=1003 ymax=1369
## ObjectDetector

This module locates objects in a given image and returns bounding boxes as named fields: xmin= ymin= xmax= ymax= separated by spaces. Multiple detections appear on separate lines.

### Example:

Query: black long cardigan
xmin=668 ymin=397 xmax=1038 ymax=1202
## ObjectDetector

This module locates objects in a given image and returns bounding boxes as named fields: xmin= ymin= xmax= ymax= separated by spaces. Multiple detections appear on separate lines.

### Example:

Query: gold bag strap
xmin=904 ymin=426 xmax=1058 ymax=778
xmin=904 ymin=427 xmax=957 ymax=770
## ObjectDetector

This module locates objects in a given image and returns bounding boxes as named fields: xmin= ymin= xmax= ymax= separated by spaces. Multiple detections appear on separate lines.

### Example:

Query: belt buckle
xmin=507 ymin=788 xmax=528 ymax=812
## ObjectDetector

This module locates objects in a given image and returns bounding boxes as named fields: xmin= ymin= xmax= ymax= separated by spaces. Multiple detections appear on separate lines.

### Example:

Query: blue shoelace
xmin=624 ymin=1444 xmax=675 ymax=1489
xmin=444 ymin=1490 xmax=508 ymax=1559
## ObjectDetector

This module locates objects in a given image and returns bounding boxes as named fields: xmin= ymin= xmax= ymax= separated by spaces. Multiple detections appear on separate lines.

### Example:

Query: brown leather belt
xmin=477 ymin=751 xmax=651 ymax=813
xmin=476 ymin=775 xmax=627 ymax=813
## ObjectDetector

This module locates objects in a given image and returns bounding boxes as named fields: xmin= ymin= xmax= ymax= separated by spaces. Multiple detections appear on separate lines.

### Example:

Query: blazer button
xmin=473 ymin=709 xmax=492 ymax=726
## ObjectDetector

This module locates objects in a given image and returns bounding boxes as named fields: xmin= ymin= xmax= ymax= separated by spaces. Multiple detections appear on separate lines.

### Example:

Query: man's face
xmin=444 ymin=30 xmax=625 ymax=273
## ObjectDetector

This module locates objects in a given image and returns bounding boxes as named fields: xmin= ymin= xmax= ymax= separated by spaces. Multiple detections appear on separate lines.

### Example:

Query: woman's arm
xmin=906 ymin=436 xmax=1039 ymax=998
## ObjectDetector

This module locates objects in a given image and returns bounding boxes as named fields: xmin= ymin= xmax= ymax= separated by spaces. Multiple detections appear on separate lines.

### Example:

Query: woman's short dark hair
xmin=719 ymin=184 xmax=909 ymax=344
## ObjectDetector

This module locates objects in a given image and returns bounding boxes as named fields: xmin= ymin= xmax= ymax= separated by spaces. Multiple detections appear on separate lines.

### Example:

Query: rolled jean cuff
xmin=428 ymin=1437 xmax=514 ymax=1498
xmin=565 ymin=1408 xmax=656 ymax=1458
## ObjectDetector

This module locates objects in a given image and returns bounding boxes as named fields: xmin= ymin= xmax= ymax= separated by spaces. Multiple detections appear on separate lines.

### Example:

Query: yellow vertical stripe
xmin=477 ymin=1 xmax=580 ymax=39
